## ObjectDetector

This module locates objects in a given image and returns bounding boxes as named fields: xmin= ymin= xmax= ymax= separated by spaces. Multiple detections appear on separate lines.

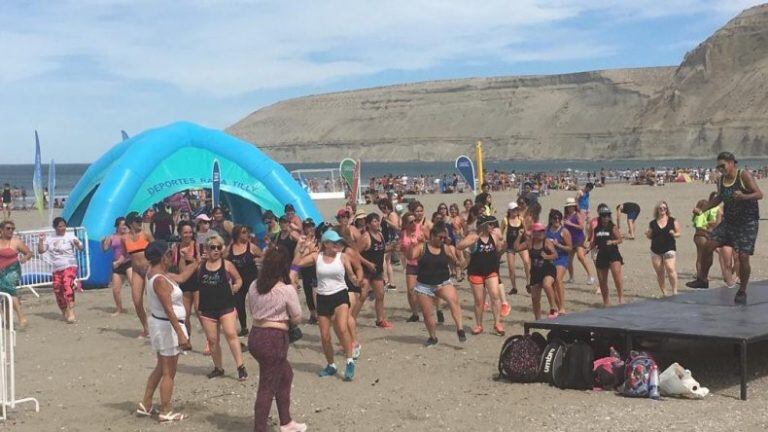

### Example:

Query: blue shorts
xmin=414 ymin=280 xmax=451 ymax=298
xmin=627 ymin=211 xmax=639 ymax=221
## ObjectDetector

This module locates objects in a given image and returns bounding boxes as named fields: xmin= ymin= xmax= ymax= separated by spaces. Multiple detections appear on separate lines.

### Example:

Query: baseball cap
xmin=598 ymin=204 xmax=612 ymax=215
xmin=144 ymin=240 xmax=170 ymax=262
xmin=321 ymin=230 xmax=342 ymax=243
xmin=531 ymin=222 xmax=546 ymax=232
xmin=284 ymin=203 xmax=295 ymax=212
xmin=507 ymin=202 xmax=518 ymax=211
xmin=336 ymin=209 xmax=350 ymax=219
xmin=195 ymin=213 xmax=212 ymax=222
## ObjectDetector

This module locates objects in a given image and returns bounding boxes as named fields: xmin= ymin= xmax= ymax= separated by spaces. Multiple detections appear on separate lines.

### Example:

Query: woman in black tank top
xmin=503 ymin=204 xmax=531 ymax=296
xmin=645 ymin=201 xmax=681 ymax=297
xmin=456 ymin=215 xmax=507 ymax=337
xmin=198 ymin=236 xmax=247 ymax=381
xmin=358 ymin=214 xmax=392 ymax=329
xmin=514 ymin=223 xmax=558 ymax=320
xmin=171 ymin=221 xmax=199 ymax=339
xmin=409 ymin=221 xmax=466 ymax=345
xmin=589 ymin=204 xmax=624 ymax=306
xmin=228 ymin=225 xmax=262 ymax=336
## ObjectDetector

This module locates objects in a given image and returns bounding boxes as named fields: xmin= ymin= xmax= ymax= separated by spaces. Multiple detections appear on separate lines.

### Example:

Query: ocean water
xmin=3 ymin=158 xmax=768 ymax=196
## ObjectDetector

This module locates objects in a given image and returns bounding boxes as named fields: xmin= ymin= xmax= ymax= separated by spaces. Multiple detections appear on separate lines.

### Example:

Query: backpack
xmin=593 ymin=356 xmax=626 ymax=390
xmin=539 ymin=338 xmax=567 ymax=385
xmin=498 ymin=333 xmax=547 ymax=383
xmin=618 ymin=351 xmax=657 ymax=397
xmin=556 ymin=341 xmax=595 ymax=390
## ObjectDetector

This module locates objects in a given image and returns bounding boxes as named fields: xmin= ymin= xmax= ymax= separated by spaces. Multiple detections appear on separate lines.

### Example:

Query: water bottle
xmin=649 ymin=364 xmax=660 ymax=400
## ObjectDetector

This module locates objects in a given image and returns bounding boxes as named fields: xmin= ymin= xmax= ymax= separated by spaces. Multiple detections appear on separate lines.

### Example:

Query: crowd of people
xmin=0 ymin=152 xmax=762 ymax=431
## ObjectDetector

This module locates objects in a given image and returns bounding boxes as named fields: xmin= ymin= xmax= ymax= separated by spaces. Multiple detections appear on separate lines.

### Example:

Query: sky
xmin=0 ymin=0 xmax=763 ymax=164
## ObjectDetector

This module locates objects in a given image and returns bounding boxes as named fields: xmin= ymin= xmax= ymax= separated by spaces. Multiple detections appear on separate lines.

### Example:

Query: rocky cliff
xmin=228 ymin=4 xmax=768 ymax=162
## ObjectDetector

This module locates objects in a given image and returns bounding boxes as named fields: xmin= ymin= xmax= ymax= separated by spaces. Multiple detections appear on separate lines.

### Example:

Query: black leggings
xmin=234 ymin=278 xmax=252 ymax=331
xmin=301 ymin=270 xmax=317 ymax=312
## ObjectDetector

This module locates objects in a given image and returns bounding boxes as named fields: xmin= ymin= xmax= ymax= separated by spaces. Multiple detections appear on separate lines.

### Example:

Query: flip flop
xmin=470 ymin=325 xmax=484 ymax=335
xmin=136 ymin=402 xmax=158 ymax=417
xmin=159 ymin=411 xmax=186 ymax=422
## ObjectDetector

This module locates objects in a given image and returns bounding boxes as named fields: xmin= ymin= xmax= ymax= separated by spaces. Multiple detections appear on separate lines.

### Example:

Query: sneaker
xmin=425 ymin=337 xmax=439 ymax=347
xmin=547 ymin=309 xmax=559 ymax=320
xmin=317 ymin=364 xmax=337 ymax=377
xmin=386 ymin=284 xmax=398 ymax=291
xmin=726 ymin=281 xmax=738 ymax=289
xmin=436 ymin=310 xmax=445 ymax=323
xmin=500 ymin=302 xmax=511 ymax=318
xmin=457 ymin=329 xmax=467 ymax=342
xmin=207 ymin=367 xmax=224 ymax=379
xmin=343 ymin=362 xmax=356 ymax=381
xmin=685 ymin=279 xmax=709 ymax=289
xmin=406 ymin=314 xmax=420 ymax=323
xmin=353 ymin=343 xmax=362 ymax=360
xmin=237 ymin=365 xmax=248 ymax=381
xmin=508 ymin=287 xmax=518 ymax=295
xmin=375 ymin=319 xmax=394 ymax=329
xmin=238 ymin=328 xmax=249 ymax=337
xmin=280 ymin=421 xmax=308 ymax=432
xmin=308 ymin=315 xmax=318 ymax=325
xmin=566 ymin=277 xmax=574 ymax=284
xmin=587 ymin=276 xmax=595 ymax=285
xmin=734 ymin=290 xmax=747 ymax=305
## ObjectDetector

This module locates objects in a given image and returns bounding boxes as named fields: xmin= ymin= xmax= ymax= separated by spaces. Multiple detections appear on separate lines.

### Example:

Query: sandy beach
xmin=5 ymin=180 xmax=768 ymax=432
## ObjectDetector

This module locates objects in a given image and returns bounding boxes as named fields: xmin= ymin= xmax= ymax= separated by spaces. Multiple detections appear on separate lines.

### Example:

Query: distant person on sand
xmin=577 ymin=182 xmax=594 ymax=219
xmin=563 ymin=197 xmax=594 ymax=285
xmin=616 ymin=202 xmax=641 ymax=239
xmin=0 ymin=220 xmax=32 ymax=327
xmin=686 ymin=152 xmax=763 ymax=304
xmin=590 ymin=204 xmax=624 ymax=305
xmin=2 ymin=183 xmax=12 ymax=219
xmin=124 ymin=211 xmax=155 ymax=337
xmin=101 ymin=217 xmax=132 ymax=315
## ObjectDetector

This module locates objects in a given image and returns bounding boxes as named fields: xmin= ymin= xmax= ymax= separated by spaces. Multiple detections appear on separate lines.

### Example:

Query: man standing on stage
xmin=686 ymin=152 xmax=763 ymax=304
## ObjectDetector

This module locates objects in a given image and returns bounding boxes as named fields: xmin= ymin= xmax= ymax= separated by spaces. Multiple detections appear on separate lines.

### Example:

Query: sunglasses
xmin=659 ymin=206 xmax=668 ymax=210
xmin=4 ymin=226 xmax=14 ymax=231
xmin=716 ymin=164 xmax=726 ymax=169
xmin=208 ymin=245 xmax=223 ymax=251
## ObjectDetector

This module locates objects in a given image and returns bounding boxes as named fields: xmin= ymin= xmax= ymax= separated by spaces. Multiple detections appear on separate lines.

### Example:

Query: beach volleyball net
xmin=15 ymin=227 xmax=90 ymax=297
xmin=290 ymin=168 xmax=346 ymax=200
xmin=0 ymin=292 xmax=39 ymax=420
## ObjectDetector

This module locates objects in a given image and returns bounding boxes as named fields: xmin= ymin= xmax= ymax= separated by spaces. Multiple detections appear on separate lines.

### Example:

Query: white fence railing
xmin=0 ymin=292 xmax=39 ymax=420
xmin=16 ymin=227 xmax=91 ymax=297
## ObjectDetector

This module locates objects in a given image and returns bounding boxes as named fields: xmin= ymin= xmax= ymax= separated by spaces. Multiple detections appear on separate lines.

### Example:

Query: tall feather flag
xmin=48 ymin=159 xmax=56 ymax=226
xmin=33 ymin=131 xmax=44 ymax=217
xmin=212 ymin=159 xmax=221 ymax=209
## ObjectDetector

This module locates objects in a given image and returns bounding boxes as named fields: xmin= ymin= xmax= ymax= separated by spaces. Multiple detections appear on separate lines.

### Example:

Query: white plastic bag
xmin=658 ymin=363 xmax=709 ymax=399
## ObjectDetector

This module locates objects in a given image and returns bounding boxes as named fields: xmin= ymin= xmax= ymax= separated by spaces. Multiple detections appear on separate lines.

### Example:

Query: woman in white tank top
xmin=293 ymin=229 xmax=358 ymax=381
xmin=137 ymin=241 xmax=198 ymax=423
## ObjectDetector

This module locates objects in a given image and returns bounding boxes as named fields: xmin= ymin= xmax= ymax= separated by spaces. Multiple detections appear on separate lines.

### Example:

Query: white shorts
xmin=149 ymin=316 xmax=188 ymax=357
xmin=414 ymin=280 xmax=451 ymax=298
xmin=651 ymin=250 xmax=676 ymax=260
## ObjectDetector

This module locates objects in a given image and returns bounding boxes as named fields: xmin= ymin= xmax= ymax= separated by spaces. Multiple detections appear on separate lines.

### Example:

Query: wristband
xmin=290 ymin=264 xmax=301 ymax=272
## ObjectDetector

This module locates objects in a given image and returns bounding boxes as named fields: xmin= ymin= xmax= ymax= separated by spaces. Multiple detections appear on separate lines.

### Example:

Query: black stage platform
xmin=524 ymin=283 xmax=768 ymax=400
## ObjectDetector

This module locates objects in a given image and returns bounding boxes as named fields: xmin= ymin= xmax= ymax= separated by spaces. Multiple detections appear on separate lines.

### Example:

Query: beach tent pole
xmin=475 ymin=140 xmax=484 ymax=192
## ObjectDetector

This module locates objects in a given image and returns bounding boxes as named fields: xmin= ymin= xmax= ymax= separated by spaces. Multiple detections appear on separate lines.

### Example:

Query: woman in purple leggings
xmin=247 ymin=246 xmax=306 ymax=432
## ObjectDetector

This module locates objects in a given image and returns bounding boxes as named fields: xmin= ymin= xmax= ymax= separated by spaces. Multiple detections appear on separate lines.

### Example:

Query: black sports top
xmin=198 ymin=261 xmax=234 ymax=312
xmin=417 ymin=244 xmax=450 ymax=285
xmin=228 ymin=243 xmax=258 ymax=285
xmin=594 ymin=222 xmax=618 ymax=253
xmin=649 ymin=217 xmax=676 ymax=255
xmin=276 ymin=232 xmax=297 ymax=257
xmin=361 ymin=231 xmax=385 ymax=273
xmin=467 ymin=235 xmax=500 ymax=276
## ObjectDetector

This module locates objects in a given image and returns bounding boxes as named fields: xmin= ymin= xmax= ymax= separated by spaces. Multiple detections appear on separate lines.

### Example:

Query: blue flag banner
xmin=33 ymin=131 xmax=44 ymax=216
xmin=212 ymin=159 xmax=221 ymax=208
xmin=48 ymin=159 xmax=56 ymax=225
xmin=455 ymin=155 xmax=476 ymax=192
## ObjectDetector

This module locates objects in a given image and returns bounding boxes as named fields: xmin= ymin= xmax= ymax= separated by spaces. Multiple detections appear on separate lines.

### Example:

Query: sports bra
xmin=125 ymin=232 xmax=149 ymax=254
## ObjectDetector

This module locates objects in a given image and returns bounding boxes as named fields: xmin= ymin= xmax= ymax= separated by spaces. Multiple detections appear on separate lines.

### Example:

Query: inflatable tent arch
xmin=62 ymin=121 xmax=322 ymax=287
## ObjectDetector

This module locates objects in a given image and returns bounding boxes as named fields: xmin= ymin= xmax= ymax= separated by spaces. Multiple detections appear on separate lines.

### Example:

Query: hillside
xmin=228 ymin=4 xmax=768 ymax=162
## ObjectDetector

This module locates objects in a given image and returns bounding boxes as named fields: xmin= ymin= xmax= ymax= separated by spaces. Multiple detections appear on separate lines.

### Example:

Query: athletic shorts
xmin=626 ymin=211 xmax=639 ymax=221
xmin=468 ymin=272 xmax=499 ymax=285
xmin=710 ymin=220 xmax=758 ymax=255
xmin=364 ymin=270 xmax=385 ymax=281
xmin=199 ymin=307 xmax=236 ymax=321
xmin=595 ymin=249 xmax=623 ymax=270
xmin=149 ymin=316 xmax=188 ymax=357
xmin=113 ymin=261 xmax=131 ymax=276
xmin=530 ymin=264 xmax=556 ymax=286
xmin=405 ymin=264 xmax=419 ymax=276
xmin=414 ymin=280 xmax=451 ymax=298
xmin=345 ymin=277 xmax=361 ymax=294
xmin=651 ymin=250 xmax=676 ymax=260
xmin=316 ymin=290 xmax=350 ymax=317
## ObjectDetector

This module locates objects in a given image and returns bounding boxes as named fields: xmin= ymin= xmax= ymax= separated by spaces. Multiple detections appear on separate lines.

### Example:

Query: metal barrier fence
xmin=0 ymin=292 xmax=39 ymax=420
xmin=16 ymin=227 xmax=91 ymax=297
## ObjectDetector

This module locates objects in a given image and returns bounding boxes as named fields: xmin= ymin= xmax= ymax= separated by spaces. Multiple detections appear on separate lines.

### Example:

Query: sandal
xmin=493 ymin=324 xmax=505 ymax=336
xmin=136 ymin=402 xmax=158 ymax=417
xmin=158 ymin=411 xmax=186 ymax=422
xmin=470 ymin=325 xmax=484 ymax=335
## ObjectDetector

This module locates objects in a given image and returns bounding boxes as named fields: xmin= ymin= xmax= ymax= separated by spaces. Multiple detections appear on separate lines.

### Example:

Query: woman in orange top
xmin=123 ymin=211 xmax=154 ymax=337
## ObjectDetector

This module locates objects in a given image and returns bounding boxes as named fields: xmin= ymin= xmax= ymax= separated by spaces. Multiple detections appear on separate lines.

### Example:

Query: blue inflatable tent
xmin=62 ymin=121 xmax=321 ymax=287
